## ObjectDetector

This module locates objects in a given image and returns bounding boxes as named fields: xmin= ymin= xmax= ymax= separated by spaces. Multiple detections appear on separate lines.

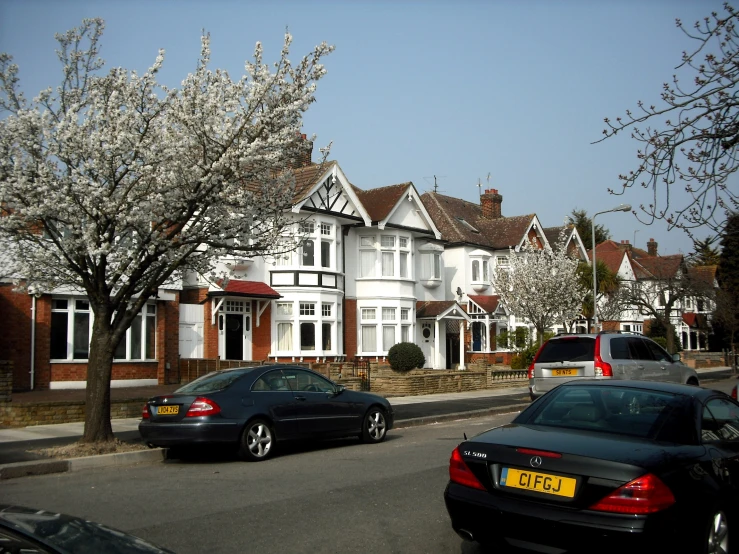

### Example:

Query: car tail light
xmin=516 ymin=448 xmax=562 ymax=459
xmin=593 ymin=335 xmax=613 ymax=377
xmin=185 ymin=397 xmax=221 ymax=417
xmin=732 ymin=385 xmax=737 ymax=400
xmin=590 ymin=473 xmax=675 ymax=514
xmin=141 ymin=403 xmax=150 ymax=419
xmin=449 ymin=447 xmax=485 ymax=490
xmin=527 ymin=342 xmax=548 ymax=379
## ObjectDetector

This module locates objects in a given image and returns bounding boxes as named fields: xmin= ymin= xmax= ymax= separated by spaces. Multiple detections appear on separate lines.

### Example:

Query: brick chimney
xmin=617 ymin=239 xmax=632 ymax=254
xmin=480 ymin=188 xmax=503 ymax=219
xmin=297 ymin=133 xmax=313 ymax=168
xmin=647 ymin=238 xmax=658 ymax=256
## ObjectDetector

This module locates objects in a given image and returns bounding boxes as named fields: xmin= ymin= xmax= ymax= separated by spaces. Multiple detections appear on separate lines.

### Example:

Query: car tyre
xmin=361 ymin=407 xmax=388 ymax=443
xmin=704 ymin=509 xmax=729 ymax=554
xmin=239 ymin=419 xmax=275 ymax=461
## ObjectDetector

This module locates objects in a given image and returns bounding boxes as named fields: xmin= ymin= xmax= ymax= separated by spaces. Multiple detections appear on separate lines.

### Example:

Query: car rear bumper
xmin=444 ymin=482 xmax=688 ymax=553
xmin=138 ymin=420 xmax=241 ymax=446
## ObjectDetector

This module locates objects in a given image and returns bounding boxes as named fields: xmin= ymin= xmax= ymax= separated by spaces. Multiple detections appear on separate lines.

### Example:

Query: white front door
xmin=219 ymin=299 xmax=252 ymax=360
xmin=420 ymin=322 xmax=434 ymax=368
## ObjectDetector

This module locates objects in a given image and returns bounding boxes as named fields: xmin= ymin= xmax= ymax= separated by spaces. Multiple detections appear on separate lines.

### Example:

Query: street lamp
xmin=592 ymin=203 xmax=631 ymax=332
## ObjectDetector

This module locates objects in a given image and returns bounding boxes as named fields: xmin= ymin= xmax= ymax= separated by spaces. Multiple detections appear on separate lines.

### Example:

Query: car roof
xmin=559 ymin=379 xmax=714 ymax=398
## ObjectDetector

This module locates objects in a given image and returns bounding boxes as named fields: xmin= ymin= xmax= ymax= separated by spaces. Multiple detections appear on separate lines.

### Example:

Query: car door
xmin=282 ymin=368 xmax=360 ymax=436
xmin=626 ymin=337 xmax=661 ymax=382
xmin=608 ymin=337 xmax=636 ymax=379
xmin=250 ymin=369 xmax=300 ymax=438
xmin=644 ymin=339 xmax=681 ymax=383
xmin=701 ymin=397 xmax=739 ymax=493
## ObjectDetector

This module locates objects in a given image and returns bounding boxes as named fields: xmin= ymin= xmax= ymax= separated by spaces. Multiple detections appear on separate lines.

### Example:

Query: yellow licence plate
xmin=552 ymin=369 xmax=578 ymax=376
xmin=500 ymin=468 xmax=576 ymax=497
xmin=157 ymin=405 xmax=179 ymax=415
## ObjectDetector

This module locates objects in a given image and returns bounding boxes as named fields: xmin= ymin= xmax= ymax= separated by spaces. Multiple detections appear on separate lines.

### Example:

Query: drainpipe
xmin=30 ymin=295 xmax=36 ymax=389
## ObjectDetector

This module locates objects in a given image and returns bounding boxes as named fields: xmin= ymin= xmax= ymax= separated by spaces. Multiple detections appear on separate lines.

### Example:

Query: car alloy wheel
xmin=706 ymin=510 xmax=729 ymax=554
xmin=240 ymin=419 xmax=274 ymax=461
xmin=362 ymin=408 xmax=387 ymax=443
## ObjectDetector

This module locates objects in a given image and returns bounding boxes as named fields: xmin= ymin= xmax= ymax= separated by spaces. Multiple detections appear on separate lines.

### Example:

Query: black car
xmin=444 ymin=380 xmax=738 ymax=554
xmin=0 ymin=504 xmax=173 ymax=553
xmin=139 ymin=365 xmax=394 ymax=461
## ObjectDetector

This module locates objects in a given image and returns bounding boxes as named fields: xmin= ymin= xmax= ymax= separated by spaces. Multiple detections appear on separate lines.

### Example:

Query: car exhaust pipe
xmin=455 ymin=528 xmax=474 ymax=542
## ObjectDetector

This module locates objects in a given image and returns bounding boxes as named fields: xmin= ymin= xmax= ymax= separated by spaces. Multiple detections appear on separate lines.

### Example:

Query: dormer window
xmin=470 ymin=249 xmax=491 ymax=292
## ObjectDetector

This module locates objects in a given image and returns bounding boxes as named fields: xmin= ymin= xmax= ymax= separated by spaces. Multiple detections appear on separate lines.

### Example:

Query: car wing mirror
xmin=334 ymin=384 xmax=345 ymax=395
xmin=672 ymin=353 xmax=681 ymax=363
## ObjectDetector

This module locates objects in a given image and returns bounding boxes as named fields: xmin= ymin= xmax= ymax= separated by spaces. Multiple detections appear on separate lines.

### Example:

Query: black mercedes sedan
xmin=444 ymin=380 xmax=738 ymax=554
xmin=139 ymin=365 xmax=393 ymax=461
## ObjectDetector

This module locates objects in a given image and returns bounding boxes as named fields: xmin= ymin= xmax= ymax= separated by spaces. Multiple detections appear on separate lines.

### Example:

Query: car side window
xmin=282 ymin=368 xmax=335 ymax=393
xmin=253 ymin=370 xmax=291 ymax=392
xmin=627 ymin=337 xmax=653 ymax=361
xmin=645 ymin=340 xmax=671 ymax=362
xmin=702 ymin=398 xmax=739 ymax=442
xmin=610 ymin=337 xmax=631 ymax=360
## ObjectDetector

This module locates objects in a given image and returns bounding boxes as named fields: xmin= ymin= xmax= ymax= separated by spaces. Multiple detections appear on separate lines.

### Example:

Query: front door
xmin=221 ymin=299 xmax=252 ymax=360
xmin=420 ymin=322 xmax=434 ymax=368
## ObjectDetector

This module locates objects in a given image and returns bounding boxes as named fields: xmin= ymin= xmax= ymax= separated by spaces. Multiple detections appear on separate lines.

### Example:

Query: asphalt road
xmin=0 ymin=412 xmax=525 ymax=554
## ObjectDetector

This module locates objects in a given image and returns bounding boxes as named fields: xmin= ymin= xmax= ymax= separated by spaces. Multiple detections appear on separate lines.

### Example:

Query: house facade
xmin=591 ymin=239 xmax=716 ymax=350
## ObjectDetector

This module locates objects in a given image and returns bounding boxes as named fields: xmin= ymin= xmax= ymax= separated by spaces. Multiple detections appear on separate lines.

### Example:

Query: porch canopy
xmin=208 ymin=279 xmax=282 ymax=326
xmin=467 ymin=294 xmax=508 ymax=353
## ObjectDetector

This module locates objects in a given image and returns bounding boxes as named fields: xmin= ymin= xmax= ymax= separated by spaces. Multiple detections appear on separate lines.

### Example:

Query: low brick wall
xmin=372 ymin=370 xmax=488 ymax=396
xmin=0 ymin=361 xmax=11 ymax=403
xmin=0 ymin=398 xmax=145 ymax=428
xmin=681 ymin=351 xmax=727 ymax=369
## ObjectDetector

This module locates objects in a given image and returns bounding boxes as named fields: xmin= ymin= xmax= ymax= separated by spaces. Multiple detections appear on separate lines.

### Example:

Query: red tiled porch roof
xmin=212 ymin=280 xmax=281 ymax=299
xmin=467 ymin=295 xmax=500 ymax=314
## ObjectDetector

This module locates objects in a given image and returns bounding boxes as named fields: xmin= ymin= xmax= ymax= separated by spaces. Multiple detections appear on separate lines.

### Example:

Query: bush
xmin=388 ymin=342 xmax=425 ymax=372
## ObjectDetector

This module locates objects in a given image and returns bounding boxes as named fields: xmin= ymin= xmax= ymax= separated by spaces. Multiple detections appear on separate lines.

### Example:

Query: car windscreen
xmin=523 ymin=386 xmax=689 ymax=440
xmin=536 ymin=337 xmax=595 ymax=363
xmin=175 ymin=369 xmax=249 ymax=394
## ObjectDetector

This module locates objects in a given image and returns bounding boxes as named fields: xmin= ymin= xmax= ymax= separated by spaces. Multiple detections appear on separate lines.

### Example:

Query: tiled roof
xmin=682 ymin=313 xmax=708 ymax=328
xmin=353 ymin=183 xmax=411 ymax=222
xmin=688 ymin=265 xmax=718 ymax=287
xmin=635 ymin=255 xmax=683 ymax=280
xmin=416 ymin=300 xmax=458 ymax=318
xmin=468 ymin=295 xmax=500 ymax=314
xmin=213 ymin=280 xmax=281 ymax=299
xmin=421 ymin=192 xmax=534 ymax=249
xmin=592 ymin=251 xmax=625 ymax=274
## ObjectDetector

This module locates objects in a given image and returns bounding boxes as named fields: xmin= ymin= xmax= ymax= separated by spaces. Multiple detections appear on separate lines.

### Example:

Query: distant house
xmin=590 ymin=239 xmax=716 ymax=350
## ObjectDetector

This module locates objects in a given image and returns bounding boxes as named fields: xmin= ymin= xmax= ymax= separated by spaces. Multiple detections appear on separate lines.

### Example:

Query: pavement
xmin=0 ymin=366 xmax=733 ymax=480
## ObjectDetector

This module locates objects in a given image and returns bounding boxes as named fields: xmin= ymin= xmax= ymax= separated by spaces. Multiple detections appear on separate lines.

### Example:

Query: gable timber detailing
xmin=306 ymin=176 xmax=358 ymax=217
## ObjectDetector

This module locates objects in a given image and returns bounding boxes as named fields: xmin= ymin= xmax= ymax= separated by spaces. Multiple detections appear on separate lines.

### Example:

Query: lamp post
xmin=592 ymin=204 xmax=631 ymax=332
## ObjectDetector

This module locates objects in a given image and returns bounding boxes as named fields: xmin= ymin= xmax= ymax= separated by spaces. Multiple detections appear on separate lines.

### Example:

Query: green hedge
xmin=388 ymin=342 xmax=426 ymax=372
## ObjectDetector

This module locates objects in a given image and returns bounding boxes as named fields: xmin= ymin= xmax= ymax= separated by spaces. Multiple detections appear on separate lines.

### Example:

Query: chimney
xmin=647 ymin=238 xmax=658 ymax=256
xmin=298 ymin=133 xmax=313 ymax=168
xmin=617 ymin=239 xmax=632 ymax=254
xmin=480 ymin=188 xmax=503 ymax=219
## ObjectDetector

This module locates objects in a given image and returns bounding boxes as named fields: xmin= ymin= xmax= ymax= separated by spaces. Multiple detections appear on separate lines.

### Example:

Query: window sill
xmin=421 ymin=278 xmax=441 ymax=289
xmin=471 ymin=282 xmax=490 ymax=292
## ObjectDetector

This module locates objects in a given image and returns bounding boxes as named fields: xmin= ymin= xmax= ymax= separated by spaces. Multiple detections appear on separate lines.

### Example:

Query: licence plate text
xmin=157 ymin=405 xmax=179 ymax=415
xmin=500 ymin=468 xmax=576 ymax=497
xmin=552 ymin=369 xmax=578 ymax=376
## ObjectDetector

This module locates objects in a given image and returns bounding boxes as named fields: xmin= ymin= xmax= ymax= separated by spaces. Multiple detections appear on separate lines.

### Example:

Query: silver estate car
xmin=528 ymin=332 xmax=699 ymax=400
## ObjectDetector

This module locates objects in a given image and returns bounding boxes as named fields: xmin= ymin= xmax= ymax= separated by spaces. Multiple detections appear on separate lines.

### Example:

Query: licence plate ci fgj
xmin=500 ymin=468 xmax=576 ymax=498
xmin=157 ymin=405 xmax=179 ymax=415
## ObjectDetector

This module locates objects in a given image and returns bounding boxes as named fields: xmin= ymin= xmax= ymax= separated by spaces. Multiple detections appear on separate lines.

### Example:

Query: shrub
xmin=388 ymin=342 xmax=425 ymax=372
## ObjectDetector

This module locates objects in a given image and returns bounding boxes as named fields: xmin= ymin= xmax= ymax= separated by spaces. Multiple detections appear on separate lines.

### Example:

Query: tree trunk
xmin=82 ymin=316 xmax=116 ymax=443
xmin=665 ymin=320 xmax=676 ymax=354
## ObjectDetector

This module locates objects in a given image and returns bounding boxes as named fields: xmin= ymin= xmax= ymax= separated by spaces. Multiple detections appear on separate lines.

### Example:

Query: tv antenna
xmin=423 ymin=175 xmax=446 ymax=194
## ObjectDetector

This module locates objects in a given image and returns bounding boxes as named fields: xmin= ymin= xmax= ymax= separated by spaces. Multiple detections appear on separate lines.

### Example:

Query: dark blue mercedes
xmin=139 ymin=365 xmax=393 ymax=461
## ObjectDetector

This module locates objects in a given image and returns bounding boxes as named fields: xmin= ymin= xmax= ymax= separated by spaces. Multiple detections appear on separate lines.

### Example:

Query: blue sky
xmin=0 ymin=0 xmax=727 ymax=256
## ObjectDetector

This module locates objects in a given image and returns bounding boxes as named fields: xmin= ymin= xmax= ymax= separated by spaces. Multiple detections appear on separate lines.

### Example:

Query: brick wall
xmin=0 ymin=285 xmax=33 ymax=390
xmin=344 ymin=298 xmax=357 ymax=359
xmin=253 ymin=303 xmax=272 ymax=360
xmin=0 ymin=399 xmax=144 ymax=428
xmin=0 ymin=361 xmax=12 ymax=402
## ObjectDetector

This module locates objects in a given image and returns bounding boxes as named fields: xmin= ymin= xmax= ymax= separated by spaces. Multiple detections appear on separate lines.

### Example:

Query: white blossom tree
xmin=0 ymin=19 xmax=333 ymax=443
xmin=491 ymin=228 xmax=586 ymax=344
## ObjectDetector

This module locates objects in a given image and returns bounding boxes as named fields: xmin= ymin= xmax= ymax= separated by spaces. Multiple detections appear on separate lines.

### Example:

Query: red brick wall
xmin=34 ymin=296 xmax=52 ymax=390
xmin=204 ymin=299 xmax=218 ymax=358
xmin=0 ymin=285 xmax=33 ymax=390
xmin=158 ymin=296 xmax=181 ymax=384
xmin=49 ymin=362 xmax=159 ymax=381
xmin=253 ymin=303 xmax=271 ymax=360
xmin=344 ymin=298 xmax=357 ymax=359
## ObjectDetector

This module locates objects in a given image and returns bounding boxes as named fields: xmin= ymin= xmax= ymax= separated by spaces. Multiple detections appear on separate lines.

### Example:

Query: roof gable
xmin=293 ymin=162 xmax=371 ymax=224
